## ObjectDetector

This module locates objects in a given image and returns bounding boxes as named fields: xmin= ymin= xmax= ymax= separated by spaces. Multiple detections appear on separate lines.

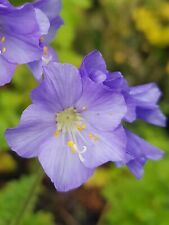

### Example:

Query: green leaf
xmin=22 ymin=212 xmax=55 ymax=225
xmin=0 ymin=175 xmax=41 ymax=225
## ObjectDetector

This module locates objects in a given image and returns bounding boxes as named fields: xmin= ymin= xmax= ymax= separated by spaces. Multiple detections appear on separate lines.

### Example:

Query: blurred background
xmin=0 ymin=0 xmax=169 ymax=224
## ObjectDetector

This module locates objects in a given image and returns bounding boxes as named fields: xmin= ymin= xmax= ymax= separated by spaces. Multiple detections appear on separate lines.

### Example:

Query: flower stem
xmin=10 ymin=165 xmax=44 ymax=225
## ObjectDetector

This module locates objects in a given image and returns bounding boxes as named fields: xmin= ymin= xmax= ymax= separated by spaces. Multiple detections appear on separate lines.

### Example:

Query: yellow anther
xmin=1 ymin=36 xmax=6 ymax=43
xmin=54 ymin=130 xmax=60 ymax=137
xmin=67 ymin=140 xmax=75 ymax=147
xmin=77 ymin=123 xmax=86 ymax=132
xmin=89 ymin=133 xmax=99 ymax=142
xmin=2 ymin=47 xmax=7 ymax=53
xmin=43 ymin=46 xmax=48 ymax=56
xmin=71 ymin=148 xmax=76 ymax=153
xmin=67 ymin=141 xmax=77 ymax=153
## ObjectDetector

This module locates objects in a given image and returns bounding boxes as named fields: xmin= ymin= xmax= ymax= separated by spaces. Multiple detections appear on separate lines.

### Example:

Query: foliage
xmin=0 ymin=174 xmax=55 ymax=225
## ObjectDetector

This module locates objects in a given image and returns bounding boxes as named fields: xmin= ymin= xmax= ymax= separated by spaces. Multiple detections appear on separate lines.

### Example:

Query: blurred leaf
xmin=0 ymin=175 xmax=41 ymax=225
xmin=0 ymin=152 xmax=17 ymax=173
xmin=23 ymin=212 xmax=55 ymax=225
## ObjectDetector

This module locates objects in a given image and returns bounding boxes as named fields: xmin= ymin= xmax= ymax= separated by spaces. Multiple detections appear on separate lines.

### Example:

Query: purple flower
xmin=5 ymin=62 xmax=127 ymax=191
xmin=80 ymin=50 xmax=165 ymax=178
xmin=0 ymin=0 xmax=50 ymax=86
xmin=0 ymin=0 xmax=63 ymax=85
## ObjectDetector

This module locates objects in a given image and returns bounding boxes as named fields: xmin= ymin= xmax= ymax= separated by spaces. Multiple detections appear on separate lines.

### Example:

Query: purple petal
xmin=104 ymin=72 xmax=128 ymax=92
xmin=0 ymin=4 xmax=42 ymax=64
xmin=0 ymin=56 xmax=16 ymax=86
xmin=125 ymin=129 xmax=164 ymax=179
xmin=35 ymin=8 xmax=50 ymax=36
xmin=33 ymin=0 xmax=63 ymax=43
xmin=1 ymin=4 xmax=40 ymax=35
xmin=123 ymin=94 xmax=137 ymax=122
xmin=43 ymin=63 xmax=83 ymax=109
xmin=129 ymin=83 xmax=166 ymax=126
xmin=0 ymin=0 xmax=11 ymax=7
xmin=28 ymin=60 xmax=43 ymax=81
xmin=3 ymin=33 xmax=42 ymax=64
xmin=103 ymin=72 xmax=136 ymax=122
xmin=75 ymin=78 xmax=127 ymax=131
xmin=45 ymin=16 xmax=63 ymax=43
xmin=130 ymin=83 xmax=161 ymax=104
xmin=80 ymin=50 xmax=107 ymax=78
xmin=5 ymin=104 xmax=56 ymax=158
xmin=136 ymin=106 xmax=166 ymax=127
xmin=38 ymin=136 xmax=94 ymax=192
xmin=80 ymin=125 xmax=126 ymax=168
xmin=127 ymin=160 xmax=145 ymax=179
xmin=31 ymin=76 xmax=63 ymax=112
xmin=33 ymin=0 xmax=61 ymax=21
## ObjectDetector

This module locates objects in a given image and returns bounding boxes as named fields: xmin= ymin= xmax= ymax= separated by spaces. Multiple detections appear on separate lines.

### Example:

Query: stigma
xmin=67 ymin=140 xmax=87 ymax=162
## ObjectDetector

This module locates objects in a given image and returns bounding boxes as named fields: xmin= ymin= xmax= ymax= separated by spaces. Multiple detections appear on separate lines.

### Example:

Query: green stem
xmin=10 ymin=166 xmax=44 ymax=225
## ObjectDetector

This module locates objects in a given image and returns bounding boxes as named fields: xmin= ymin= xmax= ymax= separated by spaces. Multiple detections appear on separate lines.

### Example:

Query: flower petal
xmin=136 ymin=106 xmax=166 ymax=127
xmin=5 ymin=104 xmax=56 ymax=158
xmin=123 ymin=94 xmax=137 ymax=122
xmin=125 ymin=130 xmax=164 ymax=179
xmin=130 ymin=83 xmax=161 ymax=104
xmin=28 ymin=60 xmax=43 ymax=81
xmin=3 ymin=33 xmax=42 ymax=64
xmin=104 ymin=72 xmax=128 ymax=91
xmin=31 ymin=76 xmax=63 ymax=112
xmin=38 ymin=136 xmax=94 ymax=192
xmin=33 ymin=0 xmax=62 ymax=21
xmin=80 ymin=50 xmax=107 ymax=78
xmin=76 ymin=78 xmax=127 ymax=131
xmin=34 ymin=8 xmax=50 ymax=36
xmin=79 ymin=125 xmax=126 ymax=168
xmin=0 ymin=56 xmax=16 ymax=86
xmin=0 ymin=4 xmax=42 ymax=64
xmin=33 ymin=0 xmax=63 ymax=42
xmin=1 ymin=4 xmax=40 ymax=35
xmin=0 ymin=0 xmax=11 ymax=7
xmin=45 ymin=16 xmax=63 ymax=43
xmin=43 ymin=63 xmax=83 ymax=109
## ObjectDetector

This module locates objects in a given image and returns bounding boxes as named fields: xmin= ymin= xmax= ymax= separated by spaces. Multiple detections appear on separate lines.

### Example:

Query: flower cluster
xmin=0 ymin=0 xmax=166 ymax=192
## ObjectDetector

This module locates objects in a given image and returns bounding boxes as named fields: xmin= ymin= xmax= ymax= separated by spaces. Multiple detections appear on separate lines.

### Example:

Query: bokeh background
xmin=0 ymin=0 xmax=169 ymax=225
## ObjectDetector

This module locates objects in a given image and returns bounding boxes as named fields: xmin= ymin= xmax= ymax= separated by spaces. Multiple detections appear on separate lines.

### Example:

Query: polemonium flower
xmin=6 ymin=63 xmax=127 ymax=191
xmin=0 ymin=0 xmax=49 ymax=85
xmin=80 ymin=50 xmax=165 ymax=178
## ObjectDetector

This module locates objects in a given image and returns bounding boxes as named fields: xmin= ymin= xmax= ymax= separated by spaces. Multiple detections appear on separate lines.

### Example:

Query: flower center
xmin=56 ymin=107 xmax=82 ymax=132
xmin=55 ymin=107 xmax=88 ymax=161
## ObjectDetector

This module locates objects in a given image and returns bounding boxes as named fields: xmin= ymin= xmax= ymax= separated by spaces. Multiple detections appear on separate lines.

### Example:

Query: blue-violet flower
xmin=6 ymin=62 xmax=127 ymax=191
xmin=80 ymin=50 xmax=165 ymax=178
